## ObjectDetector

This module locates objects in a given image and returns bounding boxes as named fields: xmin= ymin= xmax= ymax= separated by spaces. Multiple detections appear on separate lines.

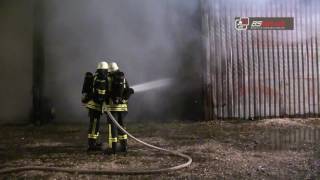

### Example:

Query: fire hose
xmin=0 ymin=110 xmax=192 ymax=175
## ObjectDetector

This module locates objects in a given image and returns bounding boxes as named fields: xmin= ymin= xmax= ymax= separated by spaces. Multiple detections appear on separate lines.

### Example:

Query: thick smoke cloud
xmin=43 ymin=0 xmax=202 ymax=122
xmin=1 ymin=0 xmax=319 ymax=123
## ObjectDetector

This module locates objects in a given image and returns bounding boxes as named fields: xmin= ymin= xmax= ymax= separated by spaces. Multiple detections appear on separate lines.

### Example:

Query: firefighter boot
xmin=106 ymin=123 xmax=118 ymax=154
xmin=112 ymin=142 xmax=117 ymax=154
xmin=104 ymin=142 xmax=118 ymax=155
xmin=118 ymin=134 xmax=128 ymax=153
xmin=120 ymin=140 xmax=127 ymax=153
xmin=87 ymin=139 xmax=102 ymax=152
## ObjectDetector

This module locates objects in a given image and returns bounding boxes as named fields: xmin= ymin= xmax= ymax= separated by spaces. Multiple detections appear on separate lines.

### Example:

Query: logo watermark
xmin=235 ymin=17 xmax=294 ymax=30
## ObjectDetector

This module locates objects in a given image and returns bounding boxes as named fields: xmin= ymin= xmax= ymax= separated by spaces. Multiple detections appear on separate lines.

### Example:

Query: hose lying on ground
xmin=0 ymin=110 xmax=192 ymax=175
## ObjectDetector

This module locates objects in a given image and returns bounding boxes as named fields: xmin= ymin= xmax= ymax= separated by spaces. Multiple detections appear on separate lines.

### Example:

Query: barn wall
xmin=0 ymin=1 xmax=34 ymax=123
xmin=202 ymin=0 xmax=320 ymax=120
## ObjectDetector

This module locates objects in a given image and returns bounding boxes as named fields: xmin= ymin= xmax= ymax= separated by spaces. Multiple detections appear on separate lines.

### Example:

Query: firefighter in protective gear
xmin=82 ymin=61 xmax=109 ymax=151
xmin=103 ymin=62 xmax=134 ymax=154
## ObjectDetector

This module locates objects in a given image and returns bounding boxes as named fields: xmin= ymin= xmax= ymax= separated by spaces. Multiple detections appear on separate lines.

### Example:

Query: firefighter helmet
xmin=97 ymin=61 xmax=109 ymax=70
xmin=109 ymin=62 xmax=119 ymax=72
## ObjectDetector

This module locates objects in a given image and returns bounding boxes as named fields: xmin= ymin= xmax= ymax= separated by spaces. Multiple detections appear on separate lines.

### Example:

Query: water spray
xmin=131 ymin=78 xmax=173 ymax=93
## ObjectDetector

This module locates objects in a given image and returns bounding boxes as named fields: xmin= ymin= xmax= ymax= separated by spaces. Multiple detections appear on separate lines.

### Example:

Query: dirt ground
xmin=0 ymin=118 xmax=319 ymax=179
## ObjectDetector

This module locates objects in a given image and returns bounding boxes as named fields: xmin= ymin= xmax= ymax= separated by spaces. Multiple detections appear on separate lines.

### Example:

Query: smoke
xmin=1 ymin=0 xmax=319 ymax=123
xmin=42 ymin=0 xmax=202 ymax=122
xmin=42 ymin=0 xmax=319 ymax=122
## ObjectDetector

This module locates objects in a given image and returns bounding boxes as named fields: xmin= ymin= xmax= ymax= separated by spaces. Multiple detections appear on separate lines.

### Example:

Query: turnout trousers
xmin=107 ymin=111 xmax=128 ymax=154
xmin=87 ymin=109 xmax=102 ymax=150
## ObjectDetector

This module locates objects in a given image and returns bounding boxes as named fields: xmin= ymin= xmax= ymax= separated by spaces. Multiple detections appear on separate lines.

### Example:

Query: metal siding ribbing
xmin=202 ymin=0 xmax=320 ymax=120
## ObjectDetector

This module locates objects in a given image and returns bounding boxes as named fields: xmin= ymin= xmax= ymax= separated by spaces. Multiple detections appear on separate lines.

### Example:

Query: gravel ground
xmin=0 ymin=118 xmax=319 ymax=179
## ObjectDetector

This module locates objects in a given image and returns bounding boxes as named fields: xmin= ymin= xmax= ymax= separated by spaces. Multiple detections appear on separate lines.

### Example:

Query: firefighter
xmin=82 ymin=61 xmax=109 ymax=151
xmin=104 ymin=62 xmax=134 ymax=154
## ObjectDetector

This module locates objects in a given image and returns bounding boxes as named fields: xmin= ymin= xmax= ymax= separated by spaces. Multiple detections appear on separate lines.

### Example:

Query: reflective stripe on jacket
xmin=103 ymin=101 xmax=128 ymax=112
xmin=85 ymin=100 xmax=102 ymax=111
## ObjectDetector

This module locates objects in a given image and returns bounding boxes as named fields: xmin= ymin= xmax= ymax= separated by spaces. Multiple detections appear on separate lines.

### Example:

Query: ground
xmin=0 ymin=118 xmax=319 ymax=179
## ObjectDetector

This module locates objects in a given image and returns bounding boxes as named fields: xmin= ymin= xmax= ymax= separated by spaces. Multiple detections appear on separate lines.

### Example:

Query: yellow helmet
xmin=108 ymin=62 xmax=119 ymax=72
xmin=97 ymin=61 xmax=109 ymax=70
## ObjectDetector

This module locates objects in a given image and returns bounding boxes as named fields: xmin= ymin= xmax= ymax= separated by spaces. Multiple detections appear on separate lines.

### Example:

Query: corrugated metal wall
xmin=201 ymin=0 xmax=320 ymax=120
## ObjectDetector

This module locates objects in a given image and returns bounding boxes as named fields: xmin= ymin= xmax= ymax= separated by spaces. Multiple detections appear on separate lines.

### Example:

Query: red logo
xmin=235 ymin=17 xmax=249 ymax=30
xmin=235 ymin=17 xmax=293 ymax=30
